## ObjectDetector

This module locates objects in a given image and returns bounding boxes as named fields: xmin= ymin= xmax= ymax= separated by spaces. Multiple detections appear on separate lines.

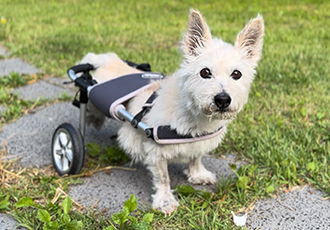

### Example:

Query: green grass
xmin=0 ymin=0 xmax=330 ymax=229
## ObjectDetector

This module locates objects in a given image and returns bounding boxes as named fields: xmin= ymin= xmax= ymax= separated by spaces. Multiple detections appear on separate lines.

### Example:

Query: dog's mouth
xmin=202 ymin=103 xmax=237 ymax=120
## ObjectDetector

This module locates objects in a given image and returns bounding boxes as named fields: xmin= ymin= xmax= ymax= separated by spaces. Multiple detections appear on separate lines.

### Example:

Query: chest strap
xmin=149 ymin=125 xmax=223 ymax=144
xmin=131 ymin=92 xmax=223 ymax=144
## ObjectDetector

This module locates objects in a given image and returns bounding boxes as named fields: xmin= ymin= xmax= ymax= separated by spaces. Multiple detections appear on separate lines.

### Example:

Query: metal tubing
xmin=118 ymin=108 xmax=150 ymax=131
xmin=79 ymin=103 xmax=87 ymax=140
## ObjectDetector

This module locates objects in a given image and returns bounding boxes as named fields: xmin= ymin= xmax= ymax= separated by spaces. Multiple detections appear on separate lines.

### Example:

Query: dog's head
xmin=178 ymin=10 xmax=264 ymax=121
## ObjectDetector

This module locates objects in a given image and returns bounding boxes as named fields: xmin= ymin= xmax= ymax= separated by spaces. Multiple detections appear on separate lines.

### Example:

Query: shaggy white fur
xmin=80 ymin=10 xmax=264 ymax=215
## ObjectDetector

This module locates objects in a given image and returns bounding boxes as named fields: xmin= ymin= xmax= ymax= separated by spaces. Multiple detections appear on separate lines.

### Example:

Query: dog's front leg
xmin=148 ymin=157 xmax=179 ymax=215
xmin=185 ymin=156 xmax=216 ymax=185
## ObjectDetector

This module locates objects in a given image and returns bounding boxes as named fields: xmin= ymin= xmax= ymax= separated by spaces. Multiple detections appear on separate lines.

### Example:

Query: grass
xmin=0 ymin=0 xmax=330 ymax=229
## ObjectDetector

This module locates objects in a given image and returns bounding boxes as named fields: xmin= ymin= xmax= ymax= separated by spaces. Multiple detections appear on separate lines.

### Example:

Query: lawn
xmin=0 ymin=0 xmax=329 ymax=229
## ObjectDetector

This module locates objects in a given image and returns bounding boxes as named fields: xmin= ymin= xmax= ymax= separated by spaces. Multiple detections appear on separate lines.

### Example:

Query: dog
xmin=80 ymin=10 xmax=264 ymax=215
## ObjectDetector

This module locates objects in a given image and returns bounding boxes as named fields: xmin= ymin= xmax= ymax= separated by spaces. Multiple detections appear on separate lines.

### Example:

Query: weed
xmin=58 ymin=91 xmax=73 ymax=101
xmin=0 ymin=72 xmax=28 ymax=88
xmin=0 ymin=195 xmax=10 ymax=210
xmin=104 ymin=194 xmax=153 ymax=230
xmin=86 ymin=142 xmax=129 ymax=167
xmin=13 ymin=196 xmax=83 ymax=230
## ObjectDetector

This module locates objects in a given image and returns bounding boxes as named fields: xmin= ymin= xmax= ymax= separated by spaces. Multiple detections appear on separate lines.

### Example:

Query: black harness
xmin=131 ymin=92 xmax=224 ymax=144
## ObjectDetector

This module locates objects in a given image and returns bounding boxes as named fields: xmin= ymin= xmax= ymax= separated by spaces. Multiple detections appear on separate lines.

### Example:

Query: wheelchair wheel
xmin=52 ymin=123 xmax=85 ymax=176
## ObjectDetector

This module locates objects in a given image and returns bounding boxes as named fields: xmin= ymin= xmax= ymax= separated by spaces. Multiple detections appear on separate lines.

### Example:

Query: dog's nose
xmin=214 ymin=93 xmax=231 ymax=110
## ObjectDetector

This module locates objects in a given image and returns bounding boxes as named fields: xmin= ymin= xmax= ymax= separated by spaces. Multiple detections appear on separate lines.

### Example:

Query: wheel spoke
xmin=61 ymin=155 xmax=69 ymax=171
xmin=65 ymin=149 xmax=73 ymax=163
xmin=59 ymin=132 xmax=68 ymax=147
xmin=66 ymin=139 xmax=72 ymax=148
xmin=54 ymin=150 xmax=62 ymax=161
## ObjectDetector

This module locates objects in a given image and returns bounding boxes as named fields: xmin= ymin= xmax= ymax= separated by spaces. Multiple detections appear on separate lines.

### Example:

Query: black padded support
xmin=157 ymin=126 xmax=194 ymax=140
xmin=88 ymin=73 xmax=152 ymax=118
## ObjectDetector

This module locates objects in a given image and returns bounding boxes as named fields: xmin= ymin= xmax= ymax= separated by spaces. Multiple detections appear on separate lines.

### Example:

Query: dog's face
xmin=178 ymin=10 xmax=264 ymax=121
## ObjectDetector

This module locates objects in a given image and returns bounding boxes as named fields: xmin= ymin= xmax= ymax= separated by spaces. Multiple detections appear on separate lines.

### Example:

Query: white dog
xmin=81 ymin=10 xmax=264 ymax=215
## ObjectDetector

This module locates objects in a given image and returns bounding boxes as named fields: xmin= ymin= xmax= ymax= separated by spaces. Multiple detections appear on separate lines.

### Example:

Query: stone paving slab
xmin=12 ymin=79 xmax=75 ymax=101
xmin=247 ymin=186 xmax=330 ymax=229
xmin=44 ymin=77 xmax=77 ymax=91
xmin=0 ymin=58 xmax=40 ymax=77
xmin=0 ymin=214 xmax=25 ymax=230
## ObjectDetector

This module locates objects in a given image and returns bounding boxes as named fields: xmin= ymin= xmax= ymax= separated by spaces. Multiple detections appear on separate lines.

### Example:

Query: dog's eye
xmin=231 ymin=70 xmax=242 ymax=80
xmin=200 ymin=68 xmax=212 ymax=79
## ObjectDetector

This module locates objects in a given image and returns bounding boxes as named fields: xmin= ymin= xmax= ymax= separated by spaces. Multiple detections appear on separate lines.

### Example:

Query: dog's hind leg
xmin=147 ymin=158 xmax=179 ymax=215
xmin=86 ymin=102 xmax=106 ymax=130
xmin=185 ymin=156 xmax=216 ymax=185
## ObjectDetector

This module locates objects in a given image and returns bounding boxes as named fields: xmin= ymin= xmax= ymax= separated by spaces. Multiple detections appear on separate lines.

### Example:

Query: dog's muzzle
xmin=214 ymin=92 xmax=231 ymax=110
xmin=202 ymin=92 xmax=236 ymax=120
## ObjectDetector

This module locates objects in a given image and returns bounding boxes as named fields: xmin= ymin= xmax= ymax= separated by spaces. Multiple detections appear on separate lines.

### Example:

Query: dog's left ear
xmin=182 ymin=10 xmax=212 ymax=57
xmin=235 ymin=15 xmax=264 ymax=64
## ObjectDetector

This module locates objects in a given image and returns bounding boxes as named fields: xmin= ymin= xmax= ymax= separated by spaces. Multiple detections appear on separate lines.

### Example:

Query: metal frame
xmin=67 ymin=65 xmax=152 ymax=141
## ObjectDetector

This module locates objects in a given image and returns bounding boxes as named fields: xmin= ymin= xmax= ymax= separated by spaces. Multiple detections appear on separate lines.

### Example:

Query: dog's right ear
xmin=182 ymin=10 xmax=212 ymax=57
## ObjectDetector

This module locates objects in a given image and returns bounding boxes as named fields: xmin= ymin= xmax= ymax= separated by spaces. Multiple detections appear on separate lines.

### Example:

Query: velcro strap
xmin=143 ymin=91 xmax=157 ymax=108
xmin=124 ymin=60 xmax=152 ymax=72
xmin=131 ymin=92 xmax=157 ymax=128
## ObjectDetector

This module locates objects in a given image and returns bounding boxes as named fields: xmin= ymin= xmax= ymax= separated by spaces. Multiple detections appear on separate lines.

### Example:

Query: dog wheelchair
xmin=51 ymin=62 xmax=223 ymax=176
xmin=51 ymin=62 xmax=164 ymax=176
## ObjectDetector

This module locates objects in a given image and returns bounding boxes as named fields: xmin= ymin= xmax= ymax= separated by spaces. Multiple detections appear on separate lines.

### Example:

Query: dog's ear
xmin=182 ymin=10 xmax=212 ymax=56
xmin=235 ymin=15 xmax=264 ymax=64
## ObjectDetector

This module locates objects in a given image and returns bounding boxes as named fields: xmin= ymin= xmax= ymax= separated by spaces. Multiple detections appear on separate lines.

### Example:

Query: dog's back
xmin=80 ymin=52 xmax=142 ymax=83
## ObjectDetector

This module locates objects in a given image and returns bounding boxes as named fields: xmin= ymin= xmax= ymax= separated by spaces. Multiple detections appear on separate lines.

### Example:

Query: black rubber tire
xmin=51 ymin=123 xmax=85 ymax=176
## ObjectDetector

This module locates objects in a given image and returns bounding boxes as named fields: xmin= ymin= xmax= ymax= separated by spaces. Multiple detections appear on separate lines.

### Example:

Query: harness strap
xmin=124 ymin=60 xmax=152 ymax=72
xmin=150 ymin=125 xmax=223 ymax=144
xmin=131 ymin=92 xmax=157 ymax=128
xmin=131 ymin=92 xmax=223 ymax=144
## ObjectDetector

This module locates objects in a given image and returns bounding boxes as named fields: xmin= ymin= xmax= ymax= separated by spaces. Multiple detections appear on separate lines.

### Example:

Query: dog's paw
xmin=152 ymin=190 xmax=179 ymax=216
xmin=186 ymin=169 xmax=217 ymax=185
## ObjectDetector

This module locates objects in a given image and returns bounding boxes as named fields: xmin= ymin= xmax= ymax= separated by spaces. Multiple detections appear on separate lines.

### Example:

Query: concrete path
xmin=0 ymin=214 xmax=25 ymax=230
xmin=247 ymin=186 xmax=330 ymax=229
xmin=0 ymin=47 xmax=330 ymax=230
xmin=0 ymin=58 xmax=39 ymax=77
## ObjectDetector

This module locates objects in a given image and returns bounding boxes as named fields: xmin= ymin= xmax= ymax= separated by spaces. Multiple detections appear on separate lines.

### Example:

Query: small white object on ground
xmin=231 ymin=211 xmax=247 ymax=226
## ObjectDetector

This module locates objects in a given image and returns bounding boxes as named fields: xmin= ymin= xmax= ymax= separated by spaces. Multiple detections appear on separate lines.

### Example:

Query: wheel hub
xmin=53 ymin=130 xmax=73 ymax=173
